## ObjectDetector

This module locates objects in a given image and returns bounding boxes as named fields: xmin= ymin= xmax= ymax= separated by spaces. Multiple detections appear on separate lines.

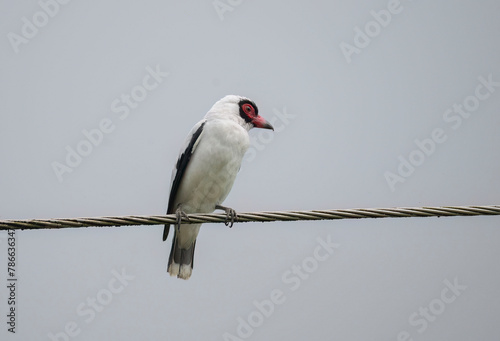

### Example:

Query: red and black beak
xmin=252 ymin=115 xmax=274 ymax=130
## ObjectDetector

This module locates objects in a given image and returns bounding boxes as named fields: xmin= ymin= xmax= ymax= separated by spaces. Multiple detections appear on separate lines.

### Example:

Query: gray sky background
xmin=1 ymin=1 xmax=500 ymax=340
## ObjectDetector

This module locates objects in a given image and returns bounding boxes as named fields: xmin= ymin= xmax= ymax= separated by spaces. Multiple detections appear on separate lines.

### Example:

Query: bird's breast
xmin=175 ymin=120 xmax=249 ymax=213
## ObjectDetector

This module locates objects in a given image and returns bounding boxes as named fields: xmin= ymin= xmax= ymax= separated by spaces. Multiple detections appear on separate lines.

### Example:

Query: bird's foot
xmin=175 ymin=204 xmax=190 ymax=232
xmin=216 ymin=205 xmax=237 ymax=228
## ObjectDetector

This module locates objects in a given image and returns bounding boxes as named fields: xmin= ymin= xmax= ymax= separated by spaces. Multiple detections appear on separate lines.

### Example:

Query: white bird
xmin=163 ymin=95 xmax=274 ymax=280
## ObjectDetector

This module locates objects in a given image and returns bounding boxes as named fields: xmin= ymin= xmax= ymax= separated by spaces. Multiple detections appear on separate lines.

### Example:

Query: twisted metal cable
xmin=0 ymin=205 xmax=499 ymax=231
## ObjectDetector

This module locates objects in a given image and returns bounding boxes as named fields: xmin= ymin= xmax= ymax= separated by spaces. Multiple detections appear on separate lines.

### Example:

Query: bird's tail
xmin=167 ymin=231 xmax=196 ymax=280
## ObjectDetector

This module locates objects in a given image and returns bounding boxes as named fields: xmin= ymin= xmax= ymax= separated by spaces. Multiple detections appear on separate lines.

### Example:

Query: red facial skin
xmin=241 ymin=103 xmax=274 ymax=130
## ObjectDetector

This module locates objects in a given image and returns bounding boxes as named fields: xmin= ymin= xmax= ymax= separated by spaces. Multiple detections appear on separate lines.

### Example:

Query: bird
xmin=163 ymin=95 xmax=274 ymax=280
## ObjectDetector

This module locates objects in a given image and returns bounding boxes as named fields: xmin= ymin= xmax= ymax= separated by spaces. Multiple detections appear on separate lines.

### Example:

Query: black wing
xmin=163 ymin=121 xmax=206 ymax=241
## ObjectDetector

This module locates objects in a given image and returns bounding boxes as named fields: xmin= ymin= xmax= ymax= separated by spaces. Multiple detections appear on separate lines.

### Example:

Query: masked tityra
xmin=163 ymin=95 xmax=274 ymax=279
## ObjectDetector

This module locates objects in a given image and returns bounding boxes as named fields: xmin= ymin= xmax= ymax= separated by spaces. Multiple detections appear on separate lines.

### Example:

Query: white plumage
xmin=164 ymin=95 xmax=273 ymax=279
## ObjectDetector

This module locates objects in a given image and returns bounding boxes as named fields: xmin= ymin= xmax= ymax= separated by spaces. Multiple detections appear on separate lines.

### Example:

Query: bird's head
xmin=207 ymin=95 xmax=274 ymax=131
